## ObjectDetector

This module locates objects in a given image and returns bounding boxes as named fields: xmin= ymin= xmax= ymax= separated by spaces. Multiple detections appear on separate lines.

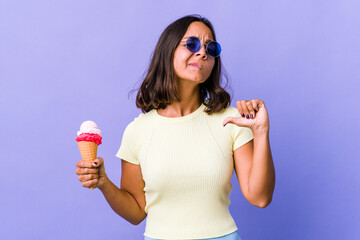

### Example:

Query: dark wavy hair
xmin=135 ymin=14 xmax=231 ymax=114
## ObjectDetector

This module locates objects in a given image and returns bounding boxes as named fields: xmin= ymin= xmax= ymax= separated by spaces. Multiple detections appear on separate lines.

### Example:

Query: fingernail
xmin=242 ymin=113 xmax=245 ymax=117
xmin=251 ymin=114 xmax=253 ymax=119
xmin=246 ymin=114 xmax=249 ymax=119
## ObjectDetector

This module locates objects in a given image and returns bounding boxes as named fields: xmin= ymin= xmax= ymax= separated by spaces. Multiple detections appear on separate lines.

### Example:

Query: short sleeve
xmin=224 ymin=107 xmax=254 ymax=151
xmin=231 ymin=124 xmax=254 ymax=151
xmin=115 ymin=121 xmax=140 ymax=165
xmin=226 ymin=109 xmax=254 ymax=151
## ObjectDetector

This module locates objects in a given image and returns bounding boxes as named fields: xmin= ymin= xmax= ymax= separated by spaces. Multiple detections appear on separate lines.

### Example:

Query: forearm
xmin=99 ymin=177 xmax=146 ymax=225
xmin=248 ymin=127 xmax=275 ymax=207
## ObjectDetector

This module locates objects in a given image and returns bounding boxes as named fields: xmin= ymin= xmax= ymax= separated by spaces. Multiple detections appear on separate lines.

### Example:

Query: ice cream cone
xmin=77 ymin=141 xmax=98 ymax=190
xmin=76 ymin=120 xmax=102 ymax=191
xmin=77 ymin=141 xmax=98 ymax=162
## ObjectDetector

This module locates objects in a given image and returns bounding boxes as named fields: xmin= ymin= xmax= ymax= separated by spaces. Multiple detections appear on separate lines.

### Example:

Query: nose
xmin=195 ymin=44 xmax=207 ymax=59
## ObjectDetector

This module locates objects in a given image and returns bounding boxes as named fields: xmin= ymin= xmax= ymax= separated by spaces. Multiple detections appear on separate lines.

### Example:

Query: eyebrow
xmin=182 ymin=37 xmax=214 ymax=43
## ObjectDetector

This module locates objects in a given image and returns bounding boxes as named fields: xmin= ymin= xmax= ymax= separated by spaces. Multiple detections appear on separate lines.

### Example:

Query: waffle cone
xmin=77 ymin=141 xmax=98 ymax=163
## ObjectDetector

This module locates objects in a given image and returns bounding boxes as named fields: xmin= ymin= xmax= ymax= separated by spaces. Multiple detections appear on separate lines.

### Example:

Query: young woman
xmin=75 ymin=15 xmax=275 ymax=240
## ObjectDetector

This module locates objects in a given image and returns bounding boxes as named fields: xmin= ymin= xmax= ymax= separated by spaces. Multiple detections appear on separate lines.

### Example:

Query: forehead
xmin=182 ymin=21 xmax=214 ymax=40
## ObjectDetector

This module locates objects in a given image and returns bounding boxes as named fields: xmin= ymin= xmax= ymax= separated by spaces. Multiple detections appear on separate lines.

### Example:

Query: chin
xmin=188 ymin=78 xmax=207 ymax=84
xmin=188 ymin=74 xmax=208 ymax=82
xmin=178 ymin=73 xmax=209 ymax=85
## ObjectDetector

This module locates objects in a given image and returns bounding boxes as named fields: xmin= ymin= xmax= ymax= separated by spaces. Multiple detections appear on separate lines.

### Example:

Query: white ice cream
xmin=77 ymin=120 xmax=102 ymax=136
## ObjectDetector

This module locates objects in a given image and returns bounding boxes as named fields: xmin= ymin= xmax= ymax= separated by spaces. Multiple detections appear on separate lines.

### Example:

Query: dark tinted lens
xmin=186 ymin=37 xmax=201 ymax=52
xmin=207 ymin=41 xmax=221 ymax=57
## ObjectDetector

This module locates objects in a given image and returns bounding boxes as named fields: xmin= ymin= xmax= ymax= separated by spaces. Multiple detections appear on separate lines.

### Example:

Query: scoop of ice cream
xmin=75 ymin=120 xmax=102 ymax=145
xmin=75 ymin=133 xmax=102 ymax=145
xmin=77 ymin=120 xmax=102 ymax=136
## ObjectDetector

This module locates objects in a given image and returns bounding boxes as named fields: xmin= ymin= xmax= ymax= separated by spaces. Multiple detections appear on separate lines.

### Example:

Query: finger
xmin=250 ymin=100 xmax=258 ymax=118
xmin=82 ymin=178 xmax=98 ymax=189
xmin=223 ymin=116 xmax=246 ymax=127
xmin=236 ymin=101 xmax=245 ymax=118
xmin=75 ymin=167 xmax=98 ymax=175
xmin=246 ymin=101 xmax=255 ymax=119
xmin=92 ymin=157 xmax=103 ymax=167
xmin=241 ymin=101 xmax=250 ymax=119
xmin=223 ymin=116 xmax=235 ymax=126
xmin=76 ymin=160 xmax=93 ymax=168
xmin=251 ymin=100 xmax=260 ymax=113
xmin=78 ymin=173 xmax=99 ymax=182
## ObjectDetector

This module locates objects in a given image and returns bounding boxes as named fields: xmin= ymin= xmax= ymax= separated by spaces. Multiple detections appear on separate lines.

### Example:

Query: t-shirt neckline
xmin=154 ymin=103 xmax=206 ymax=122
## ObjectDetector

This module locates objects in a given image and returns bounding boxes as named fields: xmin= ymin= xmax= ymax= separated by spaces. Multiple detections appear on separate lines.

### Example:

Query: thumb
xmin=223 ymin=117 xmax=236 ymax=127
xmin=92 ymin=157 xmax=103 ymax=167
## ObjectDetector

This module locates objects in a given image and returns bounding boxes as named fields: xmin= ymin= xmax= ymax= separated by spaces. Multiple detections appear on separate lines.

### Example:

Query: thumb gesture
xmin=223 ymin=99 xmax=269 ymax=131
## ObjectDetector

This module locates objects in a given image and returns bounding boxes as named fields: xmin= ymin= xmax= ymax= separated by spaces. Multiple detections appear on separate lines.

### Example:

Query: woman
xmin=75 ymin=15 xmax=275 ymax=240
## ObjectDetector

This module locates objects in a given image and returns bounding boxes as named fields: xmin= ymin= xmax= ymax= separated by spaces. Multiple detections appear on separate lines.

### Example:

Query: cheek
xmin=174 ymin=51 xmax=192 ymax=72
xmin=205 ymin=60 xmax=215 ymax=75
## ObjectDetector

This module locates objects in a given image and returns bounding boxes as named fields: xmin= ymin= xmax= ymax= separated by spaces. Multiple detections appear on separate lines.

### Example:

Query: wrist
xmin=251 ymin=125 xmax=269 ymax=136
xmin=98 ymin=174 xmax=110 ymax=191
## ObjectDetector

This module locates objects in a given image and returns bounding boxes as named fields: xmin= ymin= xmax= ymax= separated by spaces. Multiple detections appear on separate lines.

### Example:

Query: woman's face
xmin=173 ymin=21 xmax=216 ymax=85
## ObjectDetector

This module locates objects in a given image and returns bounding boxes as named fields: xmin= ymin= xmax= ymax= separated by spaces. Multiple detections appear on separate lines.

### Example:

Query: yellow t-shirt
xmin=116 ymin=103 xmax=253 ymax=239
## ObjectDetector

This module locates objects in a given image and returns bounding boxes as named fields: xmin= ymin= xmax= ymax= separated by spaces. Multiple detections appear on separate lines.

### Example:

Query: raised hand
xmin=223 ymin=99 xmax=269 ymax=132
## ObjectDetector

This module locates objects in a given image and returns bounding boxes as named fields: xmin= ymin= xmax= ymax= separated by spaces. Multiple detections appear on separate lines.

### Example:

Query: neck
xmin=157 ymin=80 xmax=202 ymax=117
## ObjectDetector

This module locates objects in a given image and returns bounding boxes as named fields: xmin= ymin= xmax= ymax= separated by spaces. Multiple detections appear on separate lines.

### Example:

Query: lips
xmin=189 ymin=63 xmax=202 ymax=69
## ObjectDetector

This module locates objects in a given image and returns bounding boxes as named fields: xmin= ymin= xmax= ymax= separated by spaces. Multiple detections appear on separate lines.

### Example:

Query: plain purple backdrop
xmin=1 ymin=0 xmax=359 ymax=239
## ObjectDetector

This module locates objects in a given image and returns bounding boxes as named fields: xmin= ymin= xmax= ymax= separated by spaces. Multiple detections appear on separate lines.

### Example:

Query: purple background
xmin=1 ymin=0 xmax=359 ymax=239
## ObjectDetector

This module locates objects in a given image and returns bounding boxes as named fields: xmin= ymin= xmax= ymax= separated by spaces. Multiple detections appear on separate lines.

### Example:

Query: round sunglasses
xmin=182 ymin=36 xmax=221 ymax=57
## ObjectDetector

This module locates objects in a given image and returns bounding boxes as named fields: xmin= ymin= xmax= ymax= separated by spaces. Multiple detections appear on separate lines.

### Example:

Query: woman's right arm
xmin=75 ymin=157 xmax=147 ymax=225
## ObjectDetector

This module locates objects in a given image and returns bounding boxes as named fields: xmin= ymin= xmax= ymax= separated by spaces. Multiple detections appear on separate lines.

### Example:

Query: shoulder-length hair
xmin=135 ymin=14 xmax=231 ymax=114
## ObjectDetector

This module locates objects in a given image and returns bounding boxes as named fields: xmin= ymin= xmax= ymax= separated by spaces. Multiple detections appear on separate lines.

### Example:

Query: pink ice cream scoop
xmin=75 ymin=121 xmax=102 ymax=145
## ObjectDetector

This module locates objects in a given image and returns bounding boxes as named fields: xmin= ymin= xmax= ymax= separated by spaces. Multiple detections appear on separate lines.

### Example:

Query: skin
xmin=223 ymin=100 xmax=276 ymax=207
xmin=75 ymin=21 xmax=275 ymax=226
xmin=157 ymin=21 xmax=215 ymax=117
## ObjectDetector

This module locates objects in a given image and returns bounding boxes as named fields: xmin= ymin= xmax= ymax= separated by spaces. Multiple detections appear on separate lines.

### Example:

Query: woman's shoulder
xmin=125 ymin=110 xmax=157 ymax=130
xmin=208 ymin=105 xmax=240 ymax=118
xmin=135 ymin=109 xmax=157 ymax=121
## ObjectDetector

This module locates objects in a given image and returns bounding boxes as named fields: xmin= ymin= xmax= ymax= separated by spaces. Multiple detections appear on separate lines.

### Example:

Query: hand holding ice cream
xmin=75 ymin=120 xmax=103 ymax=190
xmin=75 ymin=157 xmax=107 ymax=190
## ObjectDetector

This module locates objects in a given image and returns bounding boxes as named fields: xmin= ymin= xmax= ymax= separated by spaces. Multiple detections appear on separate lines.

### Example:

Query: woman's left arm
xmin=223 ymin=99 xmax=275 ymax=208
